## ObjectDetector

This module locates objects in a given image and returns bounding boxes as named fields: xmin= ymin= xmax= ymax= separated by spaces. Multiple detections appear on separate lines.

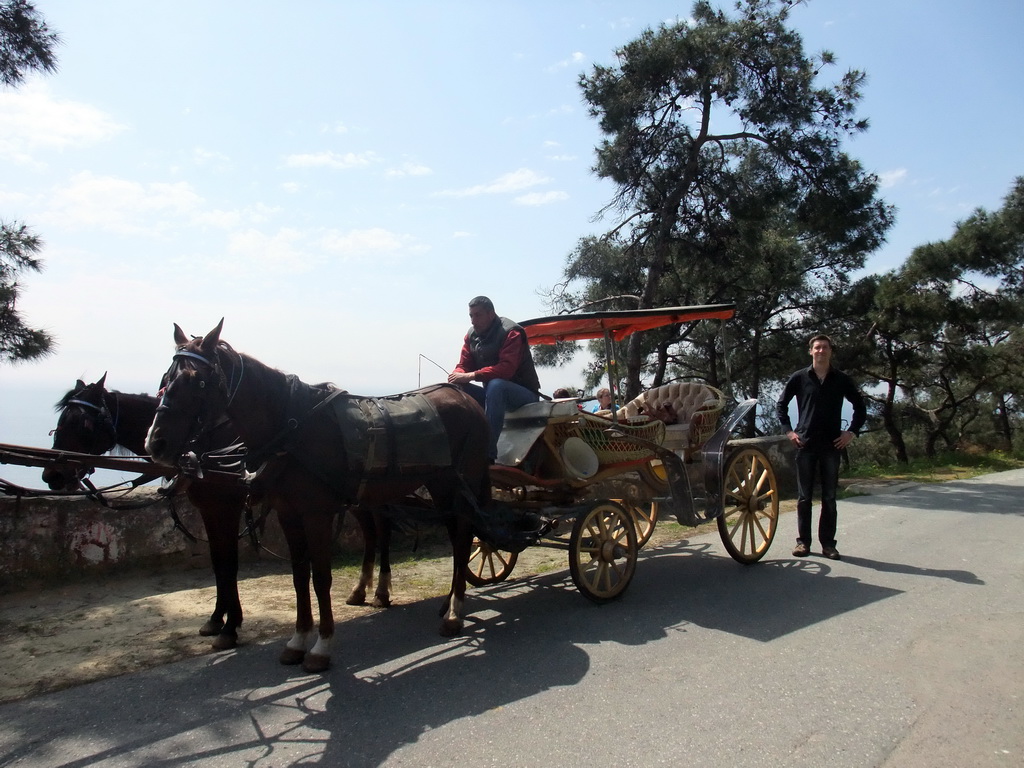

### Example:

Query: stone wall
xmin=0 ymin=489 xmax=294 ymax=589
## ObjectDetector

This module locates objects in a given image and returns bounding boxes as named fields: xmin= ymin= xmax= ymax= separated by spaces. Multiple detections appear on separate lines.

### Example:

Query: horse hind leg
xmin=371 ymin=512 xmax=392 ymax=608
xmin=438 ymin=516 xmax=472 ymax=637
xmin=345 ymin=509 xmax=393 ymax=608
xmin=345 ymin=509 xmax=375 ymax=606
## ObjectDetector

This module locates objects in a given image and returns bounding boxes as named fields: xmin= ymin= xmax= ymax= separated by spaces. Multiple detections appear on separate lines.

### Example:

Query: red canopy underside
xmin=519 ymin=304 xmax=736 ymax=345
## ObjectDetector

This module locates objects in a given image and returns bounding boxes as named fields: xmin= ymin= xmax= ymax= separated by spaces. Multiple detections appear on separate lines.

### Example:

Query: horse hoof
xmin=302 ymin=653 xmax=331 ymax=674
xmin=199 ymin=620 xmax=224 ymax=637
xmin=279 ymin=647 xmax=306 ymax=666
xmin=371 ymin=596 xmax=391 ymax=609
xmin=439 ymin=619 xmax=462 ymax=638
xmin=212 ymin=631 xmax=238 ymax=651
xmin=345 ymin=595 xmax=367 ymax=606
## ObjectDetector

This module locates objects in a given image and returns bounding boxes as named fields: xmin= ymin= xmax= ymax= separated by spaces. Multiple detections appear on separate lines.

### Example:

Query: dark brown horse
xmin=145 ymin=320 xmax=492 ymax=673
xmin=42 ymin=374 xmax=250 ymax=650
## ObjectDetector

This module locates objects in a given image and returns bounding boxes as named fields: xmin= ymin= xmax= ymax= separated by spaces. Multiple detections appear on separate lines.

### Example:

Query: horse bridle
xmin=157 ymin=343 xmax=244 ymax=463
xmin=54 ymin=390 xmax=119 ymax=460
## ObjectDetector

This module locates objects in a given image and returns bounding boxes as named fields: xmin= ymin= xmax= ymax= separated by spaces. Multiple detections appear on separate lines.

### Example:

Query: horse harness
xmin=166 ymin=344 xmax=457 ymax=507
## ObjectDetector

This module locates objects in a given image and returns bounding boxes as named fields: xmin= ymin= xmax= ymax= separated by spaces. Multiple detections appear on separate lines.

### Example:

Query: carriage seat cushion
xmin=619 ymin=382 xmax=724 ymax=449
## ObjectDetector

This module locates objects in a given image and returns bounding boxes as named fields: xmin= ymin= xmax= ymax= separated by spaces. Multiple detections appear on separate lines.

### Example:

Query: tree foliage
xmin=555 ymin=0 xmax=893 ymax=414
xmin=0 ymin=223 xmax=53 ymax=362
xmin=1 ymin=0 xmax=60 ymax=364
xmin=839 ymin=178 xmax=1024 ymax=462
xmin=0 ymin=0 xmax=59 ymax=86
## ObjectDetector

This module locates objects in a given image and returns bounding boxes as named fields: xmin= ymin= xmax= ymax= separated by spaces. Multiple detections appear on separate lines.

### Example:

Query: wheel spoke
xmin=752 ymin=466 xmax=769 ymax=494
xmin=725 ymin=511 xmax=745 ymax=540
xmin=751 ymin=514 xmax=769 ymax=542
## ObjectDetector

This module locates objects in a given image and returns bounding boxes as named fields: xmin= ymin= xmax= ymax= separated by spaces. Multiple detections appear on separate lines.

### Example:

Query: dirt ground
xmin=0 ymin=505 xmax=794 ymax=705
xmin=0 ymin=537 xmax=473 ymax=705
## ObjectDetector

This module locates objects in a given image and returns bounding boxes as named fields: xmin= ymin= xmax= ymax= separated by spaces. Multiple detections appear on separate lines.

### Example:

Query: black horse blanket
xmin=329 ymin=389 xmax=452 ymax=473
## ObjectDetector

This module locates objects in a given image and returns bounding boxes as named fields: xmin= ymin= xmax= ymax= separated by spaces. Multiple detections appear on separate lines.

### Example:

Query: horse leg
xmin=439 ymin=516 xmax=473 ymax=637
xmin=302 ymin=512 xmax=337 ymax=673
xmin=345 ymin=508 xmax=375 ymax=606
xmin=372 ymin=511 xmax=392 ymax=608
xmin=196 ymin=495 xmax=244 ymax=651
xmin=277 ymin=508 xmax=316 ymax=666
xmin=345 ymin=509 xmax=393 ymax=608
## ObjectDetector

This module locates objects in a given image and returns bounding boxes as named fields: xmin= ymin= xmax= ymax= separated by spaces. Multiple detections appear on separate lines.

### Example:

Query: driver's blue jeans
xmin=795 ymin=446 xmax=842 ymax=548
xmin=460 ymin=379 xmax=538 ymax=460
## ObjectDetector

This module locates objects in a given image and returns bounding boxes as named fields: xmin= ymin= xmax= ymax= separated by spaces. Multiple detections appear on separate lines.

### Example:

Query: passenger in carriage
xmin=585 ymin=387 xmax=616 ymax=414
xmin=448 ymin=295 xmax=541 ymax=462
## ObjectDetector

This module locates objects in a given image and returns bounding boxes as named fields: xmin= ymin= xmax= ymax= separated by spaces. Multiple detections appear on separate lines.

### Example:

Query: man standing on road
xmin=776 ymin=333 xmax=867 ymax=560
xmin=449 ymin=296 xmax=541 ymax=463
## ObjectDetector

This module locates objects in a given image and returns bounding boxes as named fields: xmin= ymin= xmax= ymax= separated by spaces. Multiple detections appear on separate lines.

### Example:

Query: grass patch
xmin=846 ymin=450 xmax=1024 ymax=484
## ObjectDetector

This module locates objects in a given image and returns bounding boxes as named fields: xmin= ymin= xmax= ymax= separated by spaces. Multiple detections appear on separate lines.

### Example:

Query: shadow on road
xmin=0 ymin=527 xmax=928 ymax=766
xmin=843 ymin=478 xmax=1024 ymax=516
xmin=838 ymin=554 xmax=983 ymax=585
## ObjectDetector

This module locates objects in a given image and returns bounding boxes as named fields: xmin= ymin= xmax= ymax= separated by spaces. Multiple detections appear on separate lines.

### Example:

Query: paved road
xmin=1 ymin=470 xmax=1022 ymax=767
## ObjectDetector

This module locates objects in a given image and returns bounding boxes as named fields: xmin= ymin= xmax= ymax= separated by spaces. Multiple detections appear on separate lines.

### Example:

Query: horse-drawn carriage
xmin=467 ymin=303 xmax=780 ymax=602
xmin=3 ymin=302 xmax=779 ymax=673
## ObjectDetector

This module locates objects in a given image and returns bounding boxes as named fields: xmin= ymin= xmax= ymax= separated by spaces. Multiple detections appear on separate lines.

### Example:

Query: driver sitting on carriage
xmin=447 ymin=295 xmax=541 ymax=463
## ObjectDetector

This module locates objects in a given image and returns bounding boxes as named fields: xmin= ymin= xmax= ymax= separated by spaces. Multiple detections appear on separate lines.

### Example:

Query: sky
xmin=1 ymin=0 xmax=1022 ymax=488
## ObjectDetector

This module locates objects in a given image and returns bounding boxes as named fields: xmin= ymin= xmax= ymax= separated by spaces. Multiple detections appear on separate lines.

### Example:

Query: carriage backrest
xmin=619 ymin=382 xmax=725 ymax=451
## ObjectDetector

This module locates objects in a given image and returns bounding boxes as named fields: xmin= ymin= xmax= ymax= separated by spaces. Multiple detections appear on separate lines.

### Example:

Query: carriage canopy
xmin=518 ymin=303 xmax=736 ymax=346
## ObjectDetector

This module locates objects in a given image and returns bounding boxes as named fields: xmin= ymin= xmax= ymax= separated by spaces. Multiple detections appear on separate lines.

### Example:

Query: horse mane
xmin=54 ymin=389 xmax=77 ymax=412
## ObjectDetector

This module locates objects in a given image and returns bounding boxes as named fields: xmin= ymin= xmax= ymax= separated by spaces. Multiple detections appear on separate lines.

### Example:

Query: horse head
xmin=146 ymin=319 xmax=234 ymax=469
xmin=43 ymin=373 xmax=118 ymax=490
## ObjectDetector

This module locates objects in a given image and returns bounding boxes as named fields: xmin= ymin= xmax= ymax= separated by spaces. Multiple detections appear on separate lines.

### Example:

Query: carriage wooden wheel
xmin=616 ymin=499 xmax=659 ymax=547
xmin=637 ymin=459 xmax=670 ymax=494
xmin=716 ymin=447 xmax=778 ymax=564
xmin=466 ymin=537 xmax=518 ymax=586
xmin=569 ymin=500 xmax=638 ymax=603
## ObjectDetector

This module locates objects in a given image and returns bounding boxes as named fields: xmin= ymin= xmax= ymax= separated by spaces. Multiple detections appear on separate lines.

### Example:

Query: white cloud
xmin=38 ymin=171 xmax=276 ymax=235
xmin=282 ymin=150 xmax=379 ymax=170
xmin=435 ymin=168 xmax=551 ymax=198
xmin=0 ymin=81 xmax=126 ymax=162
xmin=41 ymin=172 xmax=204 ymax=235
xmin=515 ymin=190 xmax=569 ymax=206
xmin=319 ymin=121 xmax=349 ymax=134
xmin=192 ymin=147 xmax=231 ymax=168
xmin=225 ymin=227 xmax=309 ymax=269
xmin=547 ymin=51 xmax=586 ymax=72
xmin=386 ymin=162 xmax=433 ymax=178
xmin=0 ymin=189 xmax=32 ymax=206
xmin=879 ymin=168 xmax=908 ymax=188
xmin=318 ymin=227 xmax=426 ymax=260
